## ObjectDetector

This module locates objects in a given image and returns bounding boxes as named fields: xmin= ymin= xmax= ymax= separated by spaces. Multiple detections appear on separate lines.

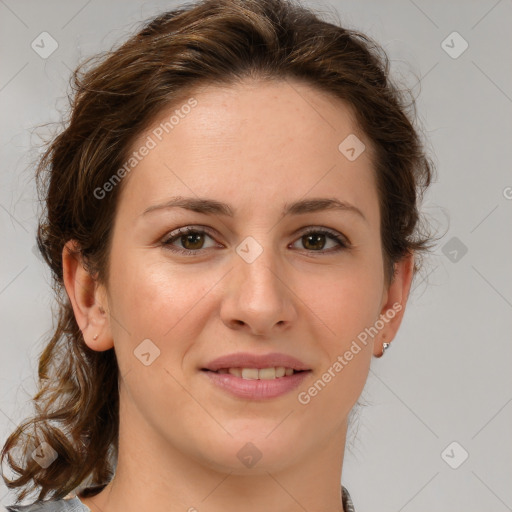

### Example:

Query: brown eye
xmin=179 ymin=231 xmax=205 ymax=250
xmin=302 ymin=233 xmax=326 ymax=251
xmin=291 ymin=229 xmax=349 ymax=253
xmin=162 ymin=227 xmax=218 ymax=255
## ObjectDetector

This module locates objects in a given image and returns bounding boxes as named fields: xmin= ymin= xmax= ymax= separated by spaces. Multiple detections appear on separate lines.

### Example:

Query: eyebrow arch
xmin=141 ymin=196 xmax=367 ymax=223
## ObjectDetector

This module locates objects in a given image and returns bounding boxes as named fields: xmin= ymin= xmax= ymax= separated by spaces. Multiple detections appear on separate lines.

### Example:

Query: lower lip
xmin=201 ymin=370 xmax=311 ymax=400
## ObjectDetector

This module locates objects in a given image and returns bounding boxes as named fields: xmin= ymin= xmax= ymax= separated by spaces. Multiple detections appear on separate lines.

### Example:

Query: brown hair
xmin=1 ymin=0 xmax=438 ymax=503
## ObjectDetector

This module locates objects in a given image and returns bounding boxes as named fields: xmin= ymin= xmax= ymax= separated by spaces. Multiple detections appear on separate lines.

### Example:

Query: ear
xmin=373 ymin=251 xmax=415 ymax=357
xmin=62 ymin=239 xmax=114 ymax=352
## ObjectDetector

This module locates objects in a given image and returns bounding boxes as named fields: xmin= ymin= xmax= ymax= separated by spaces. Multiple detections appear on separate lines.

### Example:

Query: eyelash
xmin=160 ymin=225 xmax=350 ymax=256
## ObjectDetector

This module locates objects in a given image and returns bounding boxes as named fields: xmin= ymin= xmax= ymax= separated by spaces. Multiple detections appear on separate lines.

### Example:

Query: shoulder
xmin=3 ymin=497 xmax=89 ymax=512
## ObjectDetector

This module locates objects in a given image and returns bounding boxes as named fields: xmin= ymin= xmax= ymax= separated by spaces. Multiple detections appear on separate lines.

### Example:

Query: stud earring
xmin=93 ymin=334 xmax=99 ymax=340
xmin=376 ymin=338 xmax=390 ymax=358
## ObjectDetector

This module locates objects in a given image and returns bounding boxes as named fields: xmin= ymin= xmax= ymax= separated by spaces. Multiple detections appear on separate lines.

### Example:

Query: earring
xmin=376 ymin=336 xmax=390 ymax=358
xmin=93 ymin=334 xmax=99 ymax=340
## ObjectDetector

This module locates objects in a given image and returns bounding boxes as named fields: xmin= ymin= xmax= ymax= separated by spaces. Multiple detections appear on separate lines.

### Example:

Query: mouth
xmin=201 ymin=367 xmax=309 ymax=380
xmin=200 ymin=367 xmax=312 ymax=400
xmin=200 ymin=352 xmax=312 ymax=399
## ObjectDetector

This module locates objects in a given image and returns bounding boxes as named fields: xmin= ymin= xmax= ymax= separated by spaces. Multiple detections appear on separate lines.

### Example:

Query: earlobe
xmin=61 ymin=240 xmax=114 ymax=352
xmin=373 ymin=252 xmax=415 ymax=357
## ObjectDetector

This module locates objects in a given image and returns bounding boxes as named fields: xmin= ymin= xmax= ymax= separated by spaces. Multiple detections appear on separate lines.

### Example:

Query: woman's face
xmin=73 ymin=78 xmax=412 ymax=475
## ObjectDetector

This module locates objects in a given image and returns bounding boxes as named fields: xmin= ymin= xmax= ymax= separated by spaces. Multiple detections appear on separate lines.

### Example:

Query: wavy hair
xmin=1 ymin=0 xmax=438 ymax=503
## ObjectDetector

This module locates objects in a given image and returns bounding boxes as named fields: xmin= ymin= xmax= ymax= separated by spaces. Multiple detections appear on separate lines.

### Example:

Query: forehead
xmin=115 ymin=78 xmax=379 ymax=225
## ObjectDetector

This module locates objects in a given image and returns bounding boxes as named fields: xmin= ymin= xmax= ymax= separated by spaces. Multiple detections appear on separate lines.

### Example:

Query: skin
xmin=63 ymin=78 xmax=414 ymax=512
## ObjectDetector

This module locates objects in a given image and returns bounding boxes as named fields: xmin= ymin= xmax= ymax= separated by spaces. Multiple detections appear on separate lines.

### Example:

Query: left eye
xmin=290 ymin=229 xmax=348 ymax=252
xmin=161 ymin=226 xmax=349 ymax=255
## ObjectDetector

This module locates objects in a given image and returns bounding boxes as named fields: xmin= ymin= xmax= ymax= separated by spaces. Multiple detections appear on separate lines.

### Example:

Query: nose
xmin=220 ymin=245 xmax=297 ymax=337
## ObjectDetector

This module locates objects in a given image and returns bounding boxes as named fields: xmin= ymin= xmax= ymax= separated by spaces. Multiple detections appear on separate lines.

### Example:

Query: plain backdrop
xmin=0 ymin=1 xmax=511 ymax=511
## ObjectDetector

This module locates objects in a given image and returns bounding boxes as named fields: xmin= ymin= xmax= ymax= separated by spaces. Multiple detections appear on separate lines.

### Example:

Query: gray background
xmin=1 ymin=1 xmax=511 ymax=511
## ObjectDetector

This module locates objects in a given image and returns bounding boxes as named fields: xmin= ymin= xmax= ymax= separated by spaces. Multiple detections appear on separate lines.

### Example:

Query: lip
xmin=200 ymin=351 xmax=312 ymax=400
xmin=202 ymin=352 xmax=311 ymax=372
xmin=201 ymin=369 xmax=311 ymax=400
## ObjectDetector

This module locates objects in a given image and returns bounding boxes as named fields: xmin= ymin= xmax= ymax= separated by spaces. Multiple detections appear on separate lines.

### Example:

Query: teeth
xmin=257 ymin=367 xmax=276 ymax=379
xmin=241 ymin=368 xmax=259 ymax=380
xmin=218 ymin=367 xmax=296 ymax=379
xmin=275 ymin=367 xmax=286 ymax=378
xmin=228 ymin=368 xmax=242 ymax=377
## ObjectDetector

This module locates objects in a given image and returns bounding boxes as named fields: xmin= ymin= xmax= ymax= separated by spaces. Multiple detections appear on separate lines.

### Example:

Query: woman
xmin=1 ymin=0 xmax=437 ymax=510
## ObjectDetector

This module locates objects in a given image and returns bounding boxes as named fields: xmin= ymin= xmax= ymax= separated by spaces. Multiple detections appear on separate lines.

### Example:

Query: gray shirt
xmin=4 ymin=485 xmax=355 ymax=511
xmin=3 ymin=497 xmax=90 ymax=512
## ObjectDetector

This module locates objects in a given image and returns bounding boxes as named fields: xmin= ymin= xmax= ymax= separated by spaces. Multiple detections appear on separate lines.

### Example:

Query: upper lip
xmin=202 ymin=352 xmax=311 ymax=372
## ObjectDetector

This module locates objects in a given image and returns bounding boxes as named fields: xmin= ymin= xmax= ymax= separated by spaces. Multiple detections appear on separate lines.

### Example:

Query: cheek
xmin=298 ymin=277 xmax=376 ymax=417
xmin=297 ymin=264 xmax=382 ymax=347
xmin=108 ymin=249 xmax=219 ymax=346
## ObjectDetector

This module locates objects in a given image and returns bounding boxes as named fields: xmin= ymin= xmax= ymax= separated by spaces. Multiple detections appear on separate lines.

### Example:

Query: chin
xmin=190 ymin=429 xmax=302 ymax=474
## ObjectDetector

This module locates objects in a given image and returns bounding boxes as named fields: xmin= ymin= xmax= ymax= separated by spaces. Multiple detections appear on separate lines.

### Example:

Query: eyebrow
xmin=141 ymin=196 xmax=367 ymax=223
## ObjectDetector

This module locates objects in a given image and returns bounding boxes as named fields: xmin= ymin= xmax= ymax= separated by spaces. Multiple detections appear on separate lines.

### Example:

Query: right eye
xmin=161 ymin=226 xmax=221 ymax=255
